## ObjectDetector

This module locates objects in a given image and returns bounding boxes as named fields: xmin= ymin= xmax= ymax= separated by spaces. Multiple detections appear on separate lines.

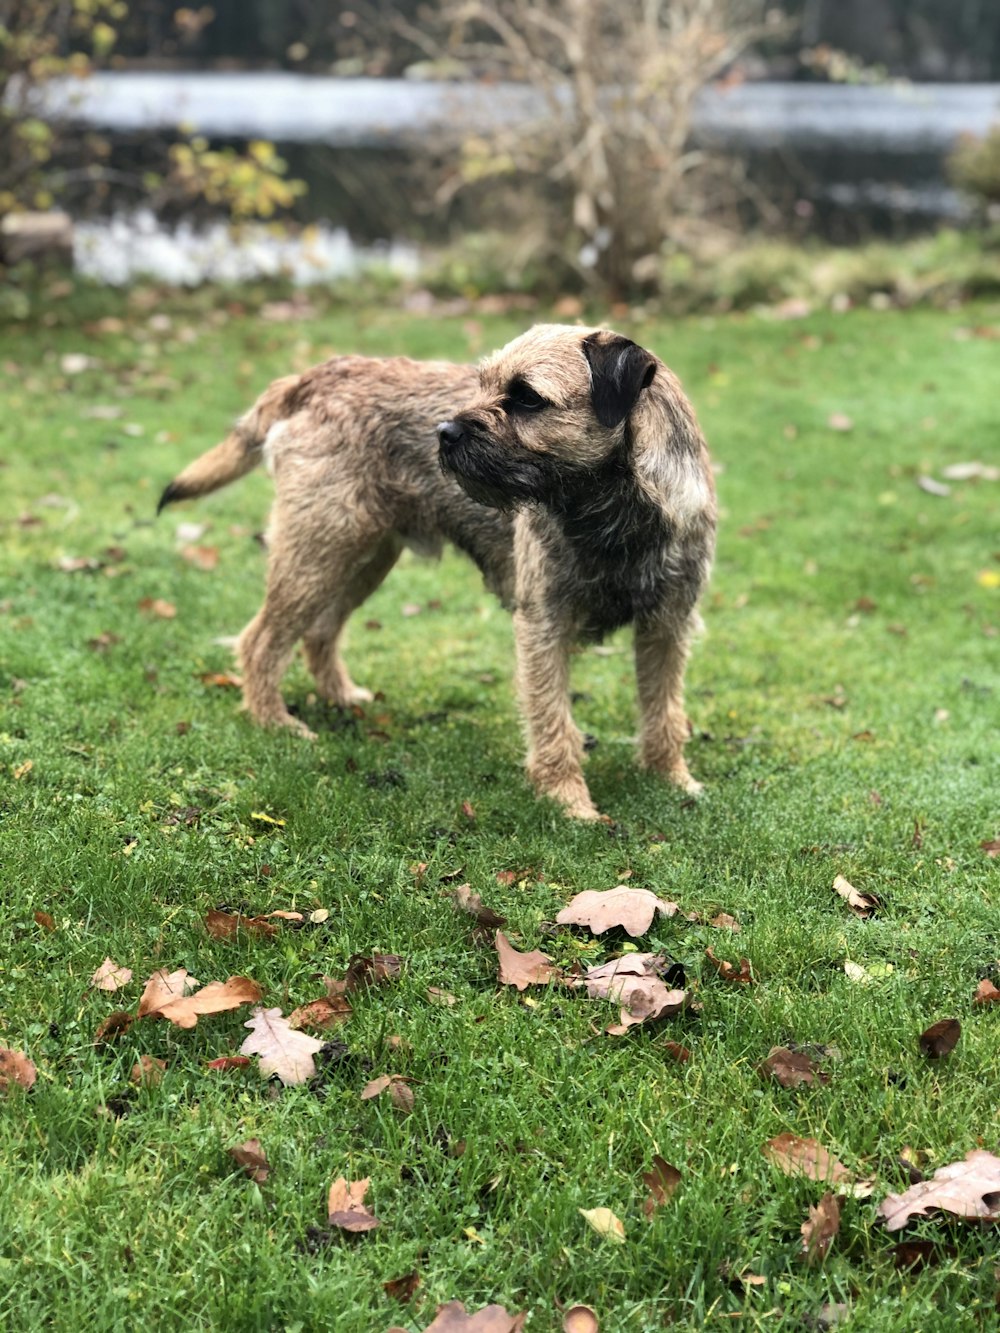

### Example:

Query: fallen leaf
xmin=827 ymin=412 xmax=853 ymax=432
xmin=452 ymin=884 xmax=506 ymax=931
xmin=90 ymin=957 xmax=133 ymax=992
xmin=661 ymin=1039 xmax=692 ymax=1063
xmin=340 ymin=952 xmax=402 ymax=992
xmin=204 ymin=909 xmax=277 ymax=940
xmin=0 ymin=1049 xmax=37 ymax=1093
xmin=383 ymin=1271 xmax=421 ymax=1302
xmin=249 ymin=810 xmax=285 ymax=827
xmin=563 ymin=1307 xmax=599 ymax=1333
xmin=760 ymin=1046 xmax=829 ymax=1088
xmin=878 ymin=1150 xmax=1000 ymax=1231
xmin=495 ymin=930 xmax=558 ymax=990
xmin=361 ymin=1074 xmax=414 ymax=1113
xmin=556 ymin=886 xmax=679 ymax=937
xmin=427 ymin=986 xmax=458 ymax=1006
xmin=180 ymin=544 xmax=219 ymax=570
xmin=974 ymin=979 xmax=1000 ymax=1006
xmin=642 ymin=1155 xmax=681 ymax=1217
xmin=889 ymin=1239 xmax=955 ymax=1271
xmin=198 ymin=671 xmax=243 ymax=689
xmin=129 ymin=1055 xmax=166 ymax=1086
xmin=844 ymin=958 xmax=893 ymax=986
xmin=93 ymin=1011 xmax=134 ymax=1046
xmin=421 ymin=1303 xmax=526 ymax=1332
xmin=137 ymin=597 xmax=176 ymax=618
xmin=228 ymin=1138 xmax=270 ymax=1184
xmin=919 ymin=1018 xmax=961 ymax=1059
xmin=581 ymin=955 xmax=687 ymax=1031
xmin=801 ymin=1192 xmax=840 ymax=1265
xmin=288 ymin=996 xmax=352 ymax=1031
xmin=762 ymin=1135 xmax=867 ymax=1192
xmin=833 ymin=874 xmax=879 ymax=918
xmin=13 ymin=759 xmax=33 ymax=780
xmin=579 ymin=1206 xmax=625 ymax=1244
xmin=461 ymin=800 xmax=476 ymax=820
xmin=705 ymin=947 xmax=753 ymax=984
xmin=34 ymin=911 xmax=55 ymax=932
xmin=139 ymin=970 xmax=262 ymax=1029
xmin=917 ymin=475 xmax=951 ymax=497
xmin=981 ymin=838 xmax=1000 ymax=858
xmin=709 ymin=912 xmax=740 ymax=932
xmin=205 ymin=1055 xmax=252 ymax=1072
xmin=327 ymin=1175 xmax=380 ymax=1232
xmin=240 ymin=1006 xmax=325 ymax=1086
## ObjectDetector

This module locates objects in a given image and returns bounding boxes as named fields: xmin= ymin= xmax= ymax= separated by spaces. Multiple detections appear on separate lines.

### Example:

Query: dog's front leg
xmin=634 ymin=616 xmax=702 ymax=795
xmin=513 ymin=610 xmax=598 ymax=820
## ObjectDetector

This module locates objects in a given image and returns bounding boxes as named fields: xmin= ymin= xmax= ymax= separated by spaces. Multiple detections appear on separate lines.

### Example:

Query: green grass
xmin=1 ymin=283 xmax=998 ymax=1332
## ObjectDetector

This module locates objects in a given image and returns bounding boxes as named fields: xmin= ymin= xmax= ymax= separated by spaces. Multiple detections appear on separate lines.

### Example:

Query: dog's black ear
xmin=582 ymin=334 xmax=657 ymax=429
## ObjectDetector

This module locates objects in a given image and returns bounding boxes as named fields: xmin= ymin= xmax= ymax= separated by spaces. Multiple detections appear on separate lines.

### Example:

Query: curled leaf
xmin=878 ymin=1150 xmax=1000 ymax=1231
xmin=327 ymin=1175 xmax=380 ymax=1232
xmin=556 ymin=887 xmax=679 ymax=937
xmin=919 ymin=1018 xmax=961 ymax=1059
xmin=228 ymin=1138 xmax=270 ymax=1184
xmin=801 ymin=1192 xmax=840 ymax=1265
xmin=495 ymin=931 xmax=558 ymax=990
xmin=0 ymin=1049 xmax=37 ymax=1093
xmin=579 ymin=1206 xmax=625 ymax=1244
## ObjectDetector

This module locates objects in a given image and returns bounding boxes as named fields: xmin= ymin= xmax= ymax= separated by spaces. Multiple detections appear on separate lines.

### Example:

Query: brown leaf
xmin=981 ymin=838 xmax=1000 ymax=858
xmin=361 ymin=1074 xmax=414 ymax=1113
xmin=240 ymin=1006 xmax=325 ymax=1086
xmin=138 ymin=597 xmax=176 ymax=618
xmin=919 ymin=1018 xmax=961 ymax=1059
xmin=383 ymin=1271 xmax=421 ymax=1302
xmin=198 ymin=671 xmax=243 ymax=689
xmin=327 ymin=1175 xmax=380 ymax=1232
xmin=642 ymin=1155 xmax=681 ymax=1217
xmin=423 ymin=1303 xmax=526 ymax=1332
xmin=661 ymin=1039 xmax=691 ymax=1063
xmin=204 ymin=909 xmax=278 ymax=940
xmin=833 ymin=874 xmax=879 ymax=918
xmin=228 ymin=1138 xmax=270 ymax=1184
xmin=129 ymin=1055 xmax=166 ymax=1086
xmin=889 ymin=1239 xmax=956 ymax=1271
xmin=878 ymin=1150 xmax=1000 ymax=1231
xmin=205 ymin=1055 xmax=252 ymax=1072
xmin=760 ymin=1046 xmax=829 ymax=1088
xmin=342 ymin=952 xmax=402 ymax=991
xmin=705 ymin=947 xmax=753 ymax=984
xmin=762 ymin=1135 xmax=862 ymax=1190
xmin=289 ymin=996 xmax=352 ymax=1031
xmin=139 ymin=970 xmax=262 ymax=1029
xmin=556 ymin=886 xmax=679 ymax=937
xmin=452 ymin=884 xmax=506 ymax=930
xmin=90 ymin=957 xmax=133 ymax=992
xmin=709 ymin=912 xmax=740 ymax=932
xmin=974 ymin=979 xmax=1000 ymax=1006
xmin=563 ymin=1307 xmax=599 ymax=1333
xmin=495 ymin=930 xmax=558 ymax=990
xmin=461 ymin=799 xmax=476 ymax=820
xmin=0 ymin=1049 xmax=37 ymax=1093
xmin=93 ymin=1011 xmax=134 ymax=1046
xmin=34 ymin=910 xmax=56 ymax=932
xmin=801 ymin=1193 xmax=841 ymax=1265
xmin=581 ymin=955 xmax=686 ymax=1031
xmin=180 ymin=544 xmax=219 ymax=570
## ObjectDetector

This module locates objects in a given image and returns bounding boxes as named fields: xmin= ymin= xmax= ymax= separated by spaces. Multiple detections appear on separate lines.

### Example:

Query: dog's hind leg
xmin=302 ymin=537 xmax=400 ymax=706
xmin=634 ymin=615 xmax=702 ymax=795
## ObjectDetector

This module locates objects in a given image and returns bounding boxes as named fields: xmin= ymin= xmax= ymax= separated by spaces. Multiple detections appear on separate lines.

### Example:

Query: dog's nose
xmin=437 ymin=420 xmax=466 ymax=449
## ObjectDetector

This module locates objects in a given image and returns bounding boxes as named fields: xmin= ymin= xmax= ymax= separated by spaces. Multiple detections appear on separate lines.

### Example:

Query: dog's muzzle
xmin=437 ymin=419 xmax=466 ymax=460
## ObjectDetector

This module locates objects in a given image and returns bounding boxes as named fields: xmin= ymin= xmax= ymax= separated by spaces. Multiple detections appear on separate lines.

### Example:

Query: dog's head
xmin=437 ymin=325 xmax=658 ymax=510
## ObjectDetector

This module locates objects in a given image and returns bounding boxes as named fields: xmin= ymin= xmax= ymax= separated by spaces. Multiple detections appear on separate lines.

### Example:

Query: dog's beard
xmin=439 ymin=433 xmax=560 ymax=511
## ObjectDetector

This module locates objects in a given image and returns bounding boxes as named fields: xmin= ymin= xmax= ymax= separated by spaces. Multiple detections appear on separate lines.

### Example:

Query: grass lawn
xmin=0 ymin=284 xmax=998 ymax=1332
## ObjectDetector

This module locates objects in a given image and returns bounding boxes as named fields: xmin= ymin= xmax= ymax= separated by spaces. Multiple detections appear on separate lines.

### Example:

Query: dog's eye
xmin=504 ymin=382 xmax=547 ymax=413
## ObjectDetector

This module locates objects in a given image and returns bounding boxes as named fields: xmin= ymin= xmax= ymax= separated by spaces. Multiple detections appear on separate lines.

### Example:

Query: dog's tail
xmin=157 ymin=373 xmax=302 ymax=514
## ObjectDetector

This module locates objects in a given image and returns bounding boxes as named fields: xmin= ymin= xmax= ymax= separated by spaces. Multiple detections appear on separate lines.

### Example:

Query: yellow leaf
xmin=977 ymin=570 xmax=1000 ymax=590
xmin=579 ymin=1207 xmax=625 ymax=1243
xmin=250 ymin=811 xmax=286 ymax=826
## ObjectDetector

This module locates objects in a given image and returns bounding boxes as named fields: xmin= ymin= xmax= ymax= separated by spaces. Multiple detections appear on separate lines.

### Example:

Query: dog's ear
xmin=582 ymin=334 xmax=657 ymax=429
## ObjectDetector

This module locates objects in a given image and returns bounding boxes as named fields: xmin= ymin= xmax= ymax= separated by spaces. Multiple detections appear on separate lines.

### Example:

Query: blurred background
xmin=2 ymin=0 xmax=1000 ymax=311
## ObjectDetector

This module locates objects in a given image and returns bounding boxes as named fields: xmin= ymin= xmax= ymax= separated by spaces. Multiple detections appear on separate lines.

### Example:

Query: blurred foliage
xmin=159 ymin=137 xmax=307 ymax=220
xmin=948 ymin=125 xmax=1000 ymax=210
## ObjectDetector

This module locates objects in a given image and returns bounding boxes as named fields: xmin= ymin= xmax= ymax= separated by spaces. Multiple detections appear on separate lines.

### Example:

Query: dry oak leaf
xmin=93 ymin=1010 xmax=134 ymax=1046
xmin=581 ymin=955 xmax=686 ymax=1032
xmin=919 ymin=1018 xmax=961 ymax=1059
xmin=642 ymin=1154 xmax=682 ymax=1218
xmin=288 ymin=996 xmax=352 ymax=1031
xmin=763 ymin=1135 xmax=872 ymax=1195
xmin=228 ymin=1137 xmax=270 ymax=1184
xmin=240 ymin=1007 xmax=325 ymax=1086
xmin=34 ymin=911 xmax=56 ymax=932
xmin=833 ymin=874 xmax=879 ymax=918
xmin=139 ymin=970 xmax=262 ymax=1029
xmin=327 ymin=1175 xmax=380 ymax=1232
xmin=383 ymin=1270 xmax=421 ymax=1303
xmin=204 ymin=909 xmax=277 ymax=940
xmin=878 ymin=1150 xmax=1000 ymax=1231
xmin=556 ymin=886 xmax=679 ymax=937
xmin=419 ymin=1302 xmax=526 ymax=1332
xmin=495 ymin=930 xmax=558 ymax=990
xmin=563 ymin=1308 xmax=599 ymax=1333
xmin=452 ymin=884 xmax=506 ymax=930
xmin=705 ymin=947 xmax=753 ymax=984
xmin=801 ymin=1192 xmax=841 ymax=1265
xmin=334 ymin=951 xmax=403 ymax=993
xmin=138 ymin=597 xmax=176 ymax=618
xmin=709 ymin=912 xmax=741 ymax=932
xmin=205 ymin=1055 xmax=252 ymax=1072
xmin=974 ymin=979 xmax=1000 ymax=1006
xmin=579 ymin=1206 xmax=626 ymax=1243
xmin=760 ymin=1046 xmax=830 ymax=1088
xmin=981 ymin=838 xmax=1000 ymax=858
xmin=0 ymin=1049 xmax=37 ymax=1093
xmin=361 ymin=1074 xmax=415 ymax=1113
xmin=90 ymin=957 xmax=133 ymax=992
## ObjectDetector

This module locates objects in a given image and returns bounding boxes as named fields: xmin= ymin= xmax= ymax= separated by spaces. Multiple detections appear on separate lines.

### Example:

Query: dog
xmin=159 ymin=324 xmax=716 ymax=820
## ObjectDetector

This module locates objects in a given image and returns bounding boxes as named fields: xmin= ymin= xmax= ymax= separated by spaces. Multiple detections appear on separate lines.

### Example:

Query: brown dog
xmin=159 ymin=325 xmax=716 ymax=819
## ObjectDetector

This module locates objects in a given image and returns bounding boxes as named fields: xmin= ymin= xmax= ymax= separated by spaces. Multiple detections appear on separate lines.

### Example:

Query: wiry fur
xmin=158 ymin=324 xmax=716 ymax=820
